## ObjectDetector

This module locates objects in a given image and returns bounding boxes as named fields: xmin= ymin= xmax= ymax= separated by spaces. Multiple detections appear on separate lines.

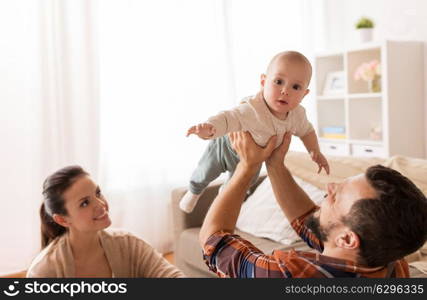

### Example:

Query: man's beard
xmin=305 ymin=214 xmax=331 ymax=242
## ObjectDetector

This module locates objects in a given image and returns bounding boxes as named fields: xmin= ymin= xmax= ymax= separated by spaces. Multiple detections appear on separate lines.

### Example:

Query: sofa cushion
xmin=385 ymin=155 xmax=427 ymax=195
xmin=236 ymin=175 xmax=325 ymax=244
xmin=284 ymin=151 xmax=386 ymax=191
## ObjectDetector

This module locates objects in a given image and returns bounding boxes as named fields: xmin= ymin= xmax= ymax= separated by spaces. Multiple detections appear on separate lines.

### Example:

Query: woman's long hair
xmin=40 ymin=165 xmax=88 ymax=248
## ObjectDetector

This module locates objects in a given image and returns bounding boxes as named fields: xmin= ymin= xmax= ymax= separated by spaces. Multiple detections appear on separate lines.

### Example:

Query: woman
xmin=27 ymin=165 xmax=184 ymax=278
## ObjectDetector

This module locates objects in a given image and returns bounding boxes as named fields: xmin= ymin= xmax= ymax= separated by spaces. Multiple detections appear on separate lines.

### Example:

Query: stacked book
xmin=322 ymin=126 xmax=346 ymax=139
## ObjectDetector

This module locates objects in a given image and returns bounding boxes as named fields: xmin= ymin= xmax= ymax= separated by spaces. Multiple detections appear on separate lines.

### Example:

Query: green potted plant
xmin=355 ymin=17 xmax=374 ymax=43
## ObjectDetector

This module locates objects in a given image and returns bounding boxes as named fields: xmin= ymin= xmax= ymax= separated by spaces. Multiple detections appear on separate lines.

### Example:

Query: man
xmin=199 ymin=132 xmax=427 ymax=277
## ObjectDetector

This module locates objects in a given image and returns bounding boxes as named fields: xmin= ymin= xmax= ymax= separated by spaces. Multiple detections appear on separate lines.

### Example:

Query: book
xmin=322 ymin=133 xmax=347 ymax=139
xmin=322 ymin=126 xmax=345 ymax=134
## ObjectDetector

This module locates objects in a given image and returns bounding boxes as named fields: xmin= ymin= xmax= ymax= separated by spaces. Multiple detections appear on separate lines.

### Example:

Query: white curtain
xmin=96 ymin=0 xmax=235 ymax=253
xmin=96 ymin=0 xmax=324 ymax=253
xmin=0 ymin=0 xmax=98 ymax=273
xmin=0 ymin=0 xmax=324 ymax=273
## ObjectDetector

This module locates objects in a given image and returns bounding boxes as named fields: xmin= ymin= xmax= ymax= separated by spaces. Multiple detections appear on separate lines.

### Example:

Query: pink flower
xmin=354 ymin=60 xmax=381 ymax=82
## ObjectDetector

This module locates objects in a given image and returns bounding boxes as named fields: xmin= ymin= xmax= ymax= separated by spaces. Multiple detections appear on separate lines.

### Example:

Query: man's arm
xmin=198 ymin=162 xmax=258 ymax=247
xmin=199 ymin=132 xmax=276 ymax=248
xmin=266 ymin=133 xmax=317 ymax=223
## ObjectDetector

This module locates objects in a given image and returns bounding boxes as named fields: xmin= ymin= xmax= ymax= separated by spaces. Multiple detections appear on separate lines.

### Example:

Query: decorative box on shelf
xmin=319 ymin=139 xmax=350 ymax=156
xmin=321 ymin=126 xmax=346 ymax=139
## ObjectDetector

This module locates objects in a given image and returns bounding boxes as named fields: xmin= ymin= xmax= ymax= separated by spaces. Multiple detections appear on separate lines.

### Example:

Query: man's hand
xmin=186 ymin=123 xmax=216 ymax=139
xmin=310 ymin=151 xmax=330 ymax=174
xmin=265 ymin=132 xmax=292 ymax=168
xmin=228 ymin=131 xmax=276 ymax=169
xmin=199 ymin=131 xmax=276 ymax=248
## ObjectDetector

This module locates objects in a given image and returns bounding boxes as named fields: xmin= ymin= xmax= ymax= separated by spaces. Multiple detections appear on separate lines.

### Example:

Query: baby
xmin=180 ymin=51 xmax=330 ymax=213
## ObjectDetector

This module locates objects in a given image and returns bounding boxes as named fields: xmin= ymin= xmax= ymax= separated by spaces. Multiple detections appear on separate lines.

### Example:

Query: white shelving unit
xmin=314 ymin=40 xmax=425 ymax=158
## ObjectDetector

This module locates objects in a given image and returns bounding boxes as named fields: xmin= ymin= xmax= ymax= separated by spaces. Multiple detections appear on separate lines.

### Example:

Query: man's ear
xmin=53 ymin=214 xmax=70 ymax=228
xmin=335 ymin=230 xmax=360 ymax=250
xmin=260 ymin=74 xmax=266 ymax=87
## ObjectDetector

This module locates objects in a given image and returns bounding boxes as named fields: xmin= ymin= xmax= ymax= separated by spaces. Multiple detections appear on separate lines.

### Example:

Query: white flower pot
xmin=359 ymin=28 xmax=373 ymax=43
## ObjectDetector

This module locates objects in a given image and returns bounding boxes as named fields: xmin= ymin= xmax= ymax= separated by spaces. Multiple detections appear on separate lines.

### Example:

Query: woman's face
xmin=59 ymin=175 xmax=111 ymax=233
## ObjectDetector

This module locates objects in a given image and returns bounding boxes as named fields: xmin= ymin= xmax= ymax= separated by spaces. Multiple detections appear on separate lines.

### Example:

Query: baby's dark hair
xmin=40 ymin=165 xmax=88 ymax=248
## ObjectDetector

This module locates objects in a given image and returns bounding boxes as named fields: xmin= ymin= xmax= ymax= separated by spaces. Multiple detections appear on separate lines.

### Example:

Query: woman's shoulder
xmin=102 ymin=228 xmax=141 ymax=239
xmin=26 ymin=236 xmax=68 ymax=277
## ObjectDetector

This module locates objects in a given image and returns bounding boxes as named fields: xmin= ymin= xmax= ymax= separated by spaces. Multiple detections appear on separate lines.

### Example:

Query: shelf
xmin=319 ymin=138 xmax=347 ymax=143
xmin=317 ymin=93 xmax=382 ymax=100
xmin=317 ymin=95 xmax=345 ymax=100
xmin=315 ymin=41 xmax=425 ymax=158
xmin=346 ymin=42 xmax=382 ymax=53
xmin=319 ymin=138 xmax=383 ymax=146
xmin=317 ymin=42 xmax=383 ymax=56
xmin=315 ymin=51 xmax=344 ymax=58
xmin=348 ymin=139 xmax=383 ymax=146
xmin=348 ymin=93 xmax=382 ymax=99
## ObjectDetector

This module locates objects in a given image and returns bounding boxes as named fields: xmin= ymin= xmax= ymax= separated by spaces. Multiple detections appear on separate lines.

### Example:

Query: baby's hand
xmin=310 ymin=151 xmax=330 ymax=175
xmin=186 ymin=123 xmax=216 ymax=139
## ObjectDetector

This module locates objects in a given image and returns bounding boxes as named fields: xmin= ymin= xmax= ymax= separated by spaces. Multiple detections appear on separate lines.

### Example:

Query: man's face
xmin=306 ymin=174 xmax=377 ymax=243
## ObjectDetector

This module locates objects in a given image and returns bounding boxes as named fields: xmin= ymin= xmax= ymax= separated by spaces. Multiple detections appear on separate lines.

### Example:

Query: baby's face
xmin=261 ymin=58 xmax=311 ymax=119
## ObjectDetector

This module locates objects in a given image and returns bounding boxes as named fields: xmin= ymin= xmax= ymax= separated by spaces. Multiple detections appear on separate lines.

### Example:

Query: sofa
xmin=171 ymin=151 xmax=427 ymax=278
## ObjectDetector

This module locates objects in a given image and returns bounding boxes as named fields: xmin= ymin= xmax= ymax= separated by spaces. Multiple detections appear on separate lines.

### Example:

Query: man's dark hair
xmin=342 ymin=165 xmax=427 ymax=267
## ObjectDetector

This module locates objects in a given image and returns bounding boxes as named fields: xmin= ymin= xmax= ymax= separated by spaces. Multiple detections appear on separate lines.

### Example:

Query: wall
xmin=323 ymin=0 xmax=427 ymax=158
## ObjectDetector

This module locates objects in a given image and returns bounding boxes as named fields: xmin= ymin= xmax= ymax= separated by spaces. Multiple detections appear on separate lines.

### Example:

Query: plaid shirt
xmin=203 ymin=206 xmax=409 ymax=278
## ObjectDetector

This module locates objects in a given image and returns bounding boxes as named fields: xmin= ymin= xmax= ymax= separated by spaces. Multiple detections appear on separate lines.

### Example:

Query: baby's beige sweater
xmin=207 ymin=91 xmax=313 ymax=148
xmin=26 ymin=229 xmax=184 ymax=278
